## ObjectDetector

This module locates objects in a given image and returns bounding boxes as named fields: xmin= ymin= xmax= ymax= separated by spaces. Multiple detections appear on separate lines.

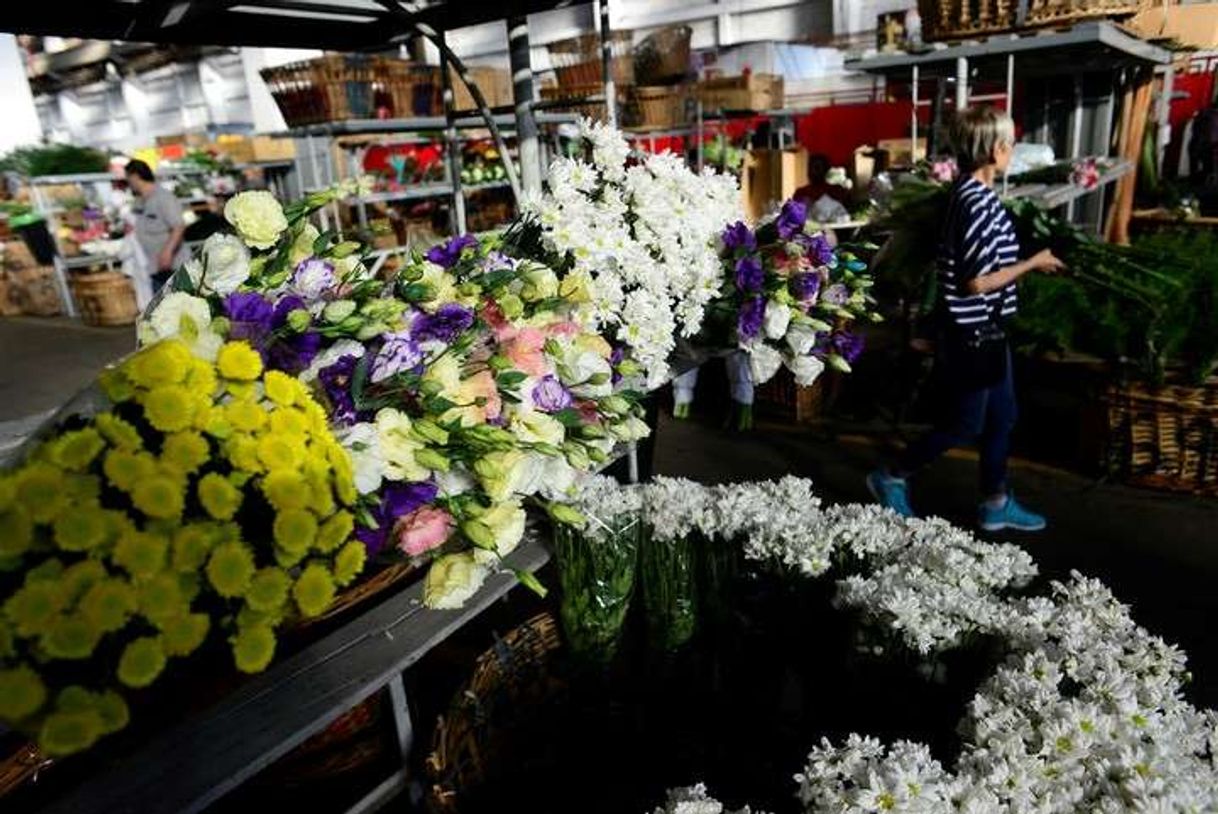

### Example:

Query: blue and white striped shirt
xmin=937 ymin=177 xmax=1019 ymax=329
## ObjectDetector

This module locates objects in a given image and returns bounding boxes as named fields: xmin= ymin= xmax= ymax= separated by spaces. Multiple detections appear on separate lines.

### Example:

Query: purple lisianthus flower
xmin=737 ymin=296 xmax=766 ymax=342
xmin=222 ymin=292 xmax=274 ymax=342
xmin=370 ymin=330 xmax=424 ymax=383
xmin=531 ymin=375 xmax=573 ymax=413
xmin=819 ymin=331 xmax=865 ymax=364
xmin=267 ymin=330 xmax=322 ymax=375
xmin=803 ymin=233 xmax=835 ymax=267
xmin=823 ymin=283 xmax=850 ymax=306
xmin=722 ymin=221 xmax=757 ymax=252
xmin=734 ymin=256 xmax=764 ymax=294
xmin=292 ymin=258 xmax=336 ymax=300
xmin=318 ymin=354 xmax=361 ymax=426
xmin=425 ymin=233 xmax=478 ymax=268
xmin=789 ymin=272 xmax=822 ymax=303
xmin=357 ymin=480 xmax=439 ymax=556
xmin=776 ymin=199 xmax=808 ymax=240
xmin=610 ymin=345 xmax=626 ymax=385
xmin=412 ymin=303 xmax=474 ymax=344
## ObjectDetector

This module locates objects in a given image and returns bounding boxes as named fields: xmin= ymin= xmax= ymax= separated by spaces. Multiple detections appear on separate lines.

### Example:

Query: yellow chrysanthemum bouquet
xmin=0 ymin=338 xmax=363 ymax=757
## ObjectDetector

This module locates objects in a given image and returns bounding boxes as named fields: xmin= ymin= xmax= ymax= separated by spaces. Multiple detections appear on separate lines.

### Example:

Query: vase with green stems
xmin=639 ymin=526 xmax=699 ymax=652
xmin=552 ymin=513 xmax=641 ymax=664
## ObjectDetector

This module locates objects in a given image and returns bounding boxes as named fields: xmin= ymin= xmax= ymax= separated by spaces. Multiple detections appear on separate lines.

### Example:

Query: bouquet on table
xmin=713 ymin=199 xmax=880 ymax=389
xmin=0 ymin=338 xmax=361 ymax=756
xmin=141 ymin=173 xmax=656 ymax=612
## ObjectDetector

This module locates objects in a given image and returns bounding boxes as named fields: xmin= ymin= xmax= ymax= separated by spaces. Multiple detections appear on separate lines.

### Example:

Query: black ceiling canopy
xmin=2 ymin=0 xmax=579 ymax=50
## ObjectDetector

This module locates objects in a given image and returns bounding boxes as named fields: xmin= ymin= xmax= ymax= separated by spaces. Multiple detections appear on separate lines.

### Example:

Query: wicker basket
xmin=917 ymin=0 xmax=1161 ymax=41
xmin=382 ymin=61 xmax=442 ymax=119
xmin=633 ymin=25 xmax=692 ymax=85
xmin=630 ymin=85 xmax=690 ymax=131
xmin=756 ymin=367 xmax=825 ymax=425
xmin=0 ymin=742 xmax=50 ymax=801
xmin=1105 ymin=378 xmax=1218 ymax=495
xmin=295 ymin=561 xmax=418 ymax=630
xmin=69 ymin=271 xmax=138 ymax=326
xmin=426 ymin=613 xmax=563 ymax=814
xmin=547 ymin=32 xmax=634 ymax=89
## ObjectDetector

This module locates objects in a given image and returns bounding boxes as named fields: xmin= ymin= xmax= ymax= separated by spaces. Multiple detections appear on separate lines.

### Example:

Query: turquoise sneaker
xmin=866 ymin=469 xmax=915 ymax=518
xmin=978 ymin=493 xmax=1046 ymax=532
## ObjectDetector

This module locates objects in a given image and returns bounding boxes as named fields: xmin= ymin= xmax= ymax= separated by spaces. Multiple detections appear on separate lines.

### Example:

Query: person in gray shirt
xmin=125 ymin=159 xmax=188 ymax=292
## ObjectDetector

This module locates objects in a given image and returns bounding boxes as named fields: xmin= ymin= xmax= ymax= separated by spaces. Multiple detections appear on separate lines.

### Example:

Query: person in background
xmin=125 ymin=159 xmax=187 ymax=292
xmin=867 ymin=106 xmax=1064 ymax=532
xmin=793 ymin=154 xmax=850 ymax=208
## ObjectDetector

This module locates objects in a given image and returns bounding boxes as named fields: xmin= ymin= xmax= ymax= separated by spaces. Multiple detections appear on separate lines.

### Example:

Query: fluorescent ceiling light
xmin=228 ymin=5 xmax=378 ymax=23
xmin=286 ymin=0 xmax=386 ymax=9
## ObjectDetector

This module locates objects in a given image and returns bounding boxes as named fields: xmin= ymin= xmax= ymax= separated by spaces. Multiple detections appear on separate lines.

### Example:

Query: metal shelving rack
xmin=26 ymin=160 xmax=299 ymax=318
xmin=288 ymin=111 xmax=578 ymax=239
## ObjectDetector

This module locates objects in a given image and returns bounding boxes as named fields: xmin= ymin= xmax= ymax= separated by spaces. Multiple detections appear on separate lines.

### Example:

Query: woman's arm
xmin=963 ymin=248 xmax=1064 ymax=295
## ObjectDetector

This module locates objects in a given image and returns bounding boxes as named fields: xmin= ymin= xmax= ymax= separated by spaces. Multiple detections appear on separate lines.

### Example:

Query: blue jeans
xmin=896 ymin=345 xmax=1017 ymax=497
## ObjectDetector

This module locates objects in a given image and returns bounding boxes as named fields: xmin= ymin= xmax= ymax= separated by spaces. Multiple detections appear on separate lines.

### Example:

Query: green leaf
xmin=495 ymin=371 xmax=528 ymax=389
xmin=313 ymin=229 xmax=337 ymax=255
xmin=513 ymin=569 xmax=548 ymax=599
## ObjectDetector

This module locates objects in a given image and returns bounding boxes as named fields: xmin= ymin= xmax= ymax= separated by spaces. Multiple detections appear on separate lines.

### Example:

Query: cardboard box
xmin=697 ymin=73 xmax=784 ymax=113
xmin=877 ymin=137 xmax=926 ymax=168
xmin=741 ymin=147 xmax=808 ymax=223
xmin=250 ymin=136 xmax=297 ymax=163
xmin=451 ymin=65 xmax=512 ymax=111
xmin=156 ymin=132 xmax=210 ymax=148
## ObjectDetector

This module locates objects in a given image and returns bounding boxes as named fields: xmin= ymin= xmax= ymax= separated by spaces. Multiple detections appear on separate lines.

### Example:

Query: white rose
xmin=510 ymin=411 xmax=566 ymax=448
xmin=475 ymin=501 xmax=527 ymax=562
xmin=785 ymin=322 xmax=819 ymax=356
xmin=423 ymin=552 xmax=490 ymax=609
xmin=375 ymin=408 xmax=429 ymax=482
xmin=339 ymin=423 xmax=385 ymax=495
xmin=436 ymin=467 xmax=476 ymax=497
xmin=196 ymin=233 xmax=251 ymax=294
xmin=224 ymin=190 xmax=288 ymax=249
xmin=747 ymin=343 xmax=783 ymax=385
xmin=537 ymin=457 xmax=580 ymax=501
xmin=140 ymin=292 xmax=223 ymax=361
xmin=763 ymin=300 xmax=791 ymax=340
xmin=787 ymin=353 xmax=826 ymax=387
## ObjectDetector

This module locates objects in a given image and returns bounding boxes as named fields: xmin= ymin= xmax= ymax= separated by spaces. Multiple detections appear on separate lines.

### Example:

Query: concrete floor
xmin=1 ymin=315 xmax=1214 ymax=707
xmin=0 ymin=316 xmax=133 ymax=456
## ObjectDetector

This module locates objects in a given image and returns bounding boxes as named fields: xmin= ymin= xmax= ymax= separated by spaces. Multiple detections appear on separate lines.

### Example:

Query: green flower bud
xmin=601 ymin=395 xmax=630 ymax=414
xmin=286 ymin=308 xmax=312 ymax=332
xmin=330 ymin=240 xmax=362 ymax=258
xmin=547 ymin=502 xmax=586 ymax=527
xmin=411 ymin=419 xmax=450 ymax=446
xmin=323 ymin=300 xmax=357 ymax=323
xmin=461 ymin=519 xmax=496 ymax=550
xmin=414 ymin=448 xmax=450 ymax=472
xmin=499 ymin=294 xmax=524 ymax=320
xmin=563 ymin=442 xmax=590 ymax=470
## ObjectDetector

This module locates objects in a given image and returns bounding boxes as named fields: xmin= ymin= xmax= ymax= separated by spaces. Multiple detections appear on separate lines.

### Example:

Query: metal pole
xmin=439 ymin=33 xmax=467 ymax=235
xmin=597 ymin=0 xmax=617 ymax=127
xmin=1067 ymin=74 xmax=1083 ymax=221
xmin=1156 ymin=63 xmax=1174 ymax=176
xmin=508 ymin=17 xmax=541 ymax=195
xmin=1003 ymin=54 xmax=1014 ymax=197
xmin=911 ymin=64 xmax=919 ymax=163
xmin=955 ymin=56 xmax=968 ymax=111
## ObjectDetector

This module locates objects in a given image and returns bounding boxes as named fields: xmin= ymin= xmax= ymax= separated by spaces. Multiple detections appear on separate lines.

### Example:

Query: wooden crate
xmin=696 ymin=73 xmax=783 ymax=112
xmin=917 ymin=0 xmax=1164 ymax=41
xmin=251 ymin=136 xmax=297 ymax=162
xmin=740 ymin=147 xmax=808 ymax=223
xmin=450 ymin=65 xmax=512 ymax=111
xmin=755 ymin=367 xmax=825 ymax=424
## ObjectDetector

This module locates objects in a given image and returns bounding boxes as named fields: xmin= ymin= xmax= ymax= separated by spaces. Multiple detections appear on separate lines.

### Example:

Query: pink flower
xmin=503 ymin=328 xmax=548 ymax=377
xmin=481 ymin=300 xmax=516 ymax=341
xmin=545 ymin=321 xmax=581 ymax=339
xmin=461 ymin=370 xmax=503 ymax=422
xmin=396 ymin=506 xmax=455 ymax=557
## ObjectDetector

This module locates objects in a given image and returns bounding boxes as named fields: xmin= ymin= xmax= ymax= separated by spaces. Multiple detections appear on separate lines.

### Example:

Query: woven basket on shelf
xmin=633 ymin=25 xmax=692 ymax=85
xmin=69 ymin=271 xmax=138 ymax=326
xmin=381 ymin=61 xmax=442 ymax=119
xmin=1105 ymin=377 xmax=1218 ymax=495
xmin=630 ymin=85 xmax=690 ymax=131
xmin=539 ymin=84 xmax=609 ymax=121
xmin=917 ymin=0 xmax=1161 ymax=41
xmin=547 ymin=31 xmax=634 ymax=89
xmin=425 ymin=613 xmax=563 ymax=814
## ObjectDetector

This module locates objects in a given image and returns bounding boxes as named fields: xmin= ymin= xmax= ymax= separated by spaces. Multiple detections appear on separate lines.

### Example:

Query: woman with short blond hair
xmin=869 ymin=107 xmax=1064 ymax=531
